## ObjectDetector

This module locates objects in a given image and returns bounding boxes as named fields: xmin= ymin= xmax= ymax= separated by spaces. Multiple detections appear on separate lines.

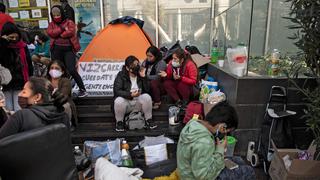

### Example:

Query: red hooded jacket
xmin=47 ymin=19 xmax=80 ymax=52
xmin=0 ymin=12 xmax=14 ymax=32
xmin=166 ymin=59 xmax=198 ymax=85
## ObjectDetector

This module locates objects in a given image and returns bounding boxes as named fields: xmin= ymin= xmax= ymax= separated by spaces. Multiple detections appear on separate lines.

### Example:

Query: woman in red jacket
xmin=47 ymin=5 xmax=87 ymax=97
xmin=159 ymin=48 xmax=198 ymax=107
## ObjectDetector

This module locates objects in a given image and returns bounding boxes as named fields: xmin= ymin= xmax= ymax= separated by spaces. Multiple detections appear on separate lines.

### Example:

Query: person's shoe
xmin=145 ymin=119 xmax=157 ymax=129
xmin=115 ymin=121 xmax=125 ymax=132
xmin=176 ymin=100 xmax=187 ymax=109
xmin=152 ymin=102 xmax=161 ymax=110
xmin=77 ymin=90 xmax=88 ymax=98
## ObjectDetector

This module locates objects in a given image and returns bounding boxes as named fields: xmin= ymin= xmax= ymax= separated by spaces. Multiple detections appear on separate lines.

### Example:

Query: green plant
xmin=286 ymin=0 xmax=320 ymax=156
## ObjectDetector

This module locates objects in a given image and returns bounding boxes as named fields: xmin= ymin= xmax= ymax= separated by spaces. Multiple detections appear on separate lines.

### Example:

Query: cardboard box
xmin=269 ymin=141 xmax=320 ymax=180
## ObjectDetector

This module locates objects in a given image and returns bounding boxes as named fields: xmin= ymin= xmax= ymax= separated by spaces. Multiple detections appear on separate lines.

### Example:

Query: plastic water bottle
xmin=121 ymin=140 xmax=133 ymax=167
xmin=74 ymin=146 xmax=82 ymax=156
xmin=268 ymin=49 xmax=280 ymax=77
xmin=211 ymin=41 xmax=219 ymax=64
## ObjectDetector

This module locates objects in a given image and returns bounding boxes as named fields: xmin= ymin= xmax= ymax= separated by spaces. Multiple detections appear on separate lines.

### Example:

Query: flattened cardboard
xmin=191 ymin=54 xmax=210 ymax=67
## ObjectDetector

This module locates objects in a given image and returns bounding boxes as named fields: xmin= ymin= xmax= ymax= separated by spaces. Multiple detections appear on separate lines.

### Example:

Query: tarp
xmin=79 ymin=22 xmax=153 ymax=62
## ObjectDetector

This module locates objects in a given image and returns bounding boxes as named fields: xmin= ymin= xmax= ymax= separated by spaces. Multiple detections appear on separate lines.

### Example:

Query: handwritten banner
xmin=74 ymin=62 xmax=124 ymax=95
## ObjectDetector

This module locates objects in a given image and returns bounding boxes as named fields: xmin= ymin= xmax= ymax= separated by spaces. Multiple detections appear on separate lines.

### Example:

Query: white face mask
xmin=49 ymin=69 xmax=63 ymax=78
xmin=172 ymin=61 xmax=180 ymax=68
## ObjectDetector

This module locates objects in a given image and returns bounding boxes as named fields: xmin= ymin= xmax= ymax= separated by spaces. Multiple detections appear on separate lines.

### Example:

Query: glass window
xmin=225 ymin=0 xmax=251 ymax=48
xmin=158 ymin=0 xmax=211 ymax=54
xmin=103 ymin=0 xmax=156 ymax=44
xmin=74 ymin=0 xmax=102 ymax=52
xmin=267 ymin=0 xmax=299 ymax=54
xmin=249 ymin=0 xmax=268 ymax=56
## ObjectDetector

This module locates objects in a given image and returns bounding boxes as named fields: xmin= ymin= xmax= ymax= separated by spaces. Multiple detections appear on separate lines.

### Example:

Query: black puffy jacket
xmin=0 ymin=104 xmax=69 ymax=139
xmin=113 ymin=67 xmax=150 ymax=100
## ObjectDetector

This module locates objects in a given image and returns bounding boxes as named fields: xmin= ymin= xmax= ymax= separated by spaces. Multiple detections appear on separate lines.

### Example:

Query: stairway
xmin=71 ymin=96 xmax=183 ymax=147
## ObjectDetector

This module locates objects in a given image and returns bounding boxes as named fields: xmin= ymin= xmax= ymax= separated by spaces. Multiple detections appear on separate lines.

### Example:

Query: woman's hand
xmin=139 ymin=67 xmax=146 ymax=78
xmin=173 ymin=72 xmax=181 ymax=80
xmin=1 ymin=35 xmax=10 ymax=42
xmin=158 ymin=71 xmax=167 ymax=78
xmin=131 ymin=90 xmax=140 ymax=97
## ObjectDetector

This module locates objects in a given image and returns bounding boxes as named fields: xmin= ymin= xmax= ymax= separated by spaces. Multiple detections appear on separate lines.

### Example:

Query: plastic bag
xmin=207 ymin=90 xmax=226 ymax=105
xmin=199 ymin=80 xmax=218 ymax=103
xmin=226 ymin=47 xmax=248 ymax=77
xmin=84 ymin=139 xmax=122 ymax=167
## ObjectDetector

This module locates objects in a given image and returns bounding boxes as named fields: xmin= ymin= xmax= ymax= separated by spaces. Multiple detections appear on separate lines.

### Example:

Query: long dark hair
xmin=146 ymin=45 xmax=162 ymax=62
xmin=46 ymin=60 xmax=69 ymax=80
xmin=29 ymin=77 xmax=67 ymax=107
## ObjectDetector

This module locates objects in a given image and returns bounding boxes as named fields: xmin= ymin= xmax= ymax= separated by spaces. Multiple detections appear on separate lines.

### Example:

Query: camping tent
xmin=79 ymin=21 xmax=153 ymax=62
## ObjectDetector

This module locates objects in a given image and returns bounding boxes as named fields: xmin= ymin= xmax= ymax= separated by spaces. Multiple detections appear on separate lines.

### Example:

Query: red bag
xmin=183 ymin=101 xmax=204 ymax=124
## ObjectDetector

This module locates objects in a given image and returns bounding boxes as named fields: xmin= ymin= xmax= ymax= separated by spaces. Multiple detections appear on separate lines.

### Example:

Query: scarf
xmin=8 ymin=41 xmax=29 ymax=82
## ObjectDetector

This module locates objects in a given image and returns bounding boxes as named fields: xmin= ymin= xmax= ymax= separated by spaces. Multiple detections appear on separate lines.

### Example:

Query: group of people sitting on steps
xmin=113 ymin=45 xmax=199 ymax=132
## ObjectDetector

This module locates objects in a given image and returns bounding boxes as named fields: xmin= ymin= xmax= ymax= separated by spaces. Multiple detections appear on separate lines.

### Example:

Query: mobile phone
xmin=224 ymin=159 xmax=239 ymax=170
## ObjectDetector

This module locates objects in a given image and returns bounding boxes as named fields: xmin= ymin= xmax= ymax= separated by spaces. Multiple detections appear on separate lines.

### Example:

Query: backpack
xmin=183 ymin=101 xmax=204 ymax=124
xmin=124 ymin=111 xmax=145 ymax=130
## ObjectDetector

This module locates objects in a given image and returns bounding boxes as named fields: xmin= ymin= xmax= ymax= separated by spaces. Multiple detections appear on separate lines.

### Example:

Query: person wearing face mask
xmin=141 ymin=46 xmax=167 ymax=109
xmin=0 ymin=77 xmax=69 ymax=139
xmin=0 ymin=22 xmax=33 ymax=112
xmin=47 ymin=5 xmax=87 ymax=98
xmin=159 ymin=48 xmax=198 ymax=107
xmin=177 ymin=102 xmax=254 ymax=180
xmin=46 ymin=60 xmax=77 ymax=127
xmin=113 ymin=55 xmax=156 ymax=132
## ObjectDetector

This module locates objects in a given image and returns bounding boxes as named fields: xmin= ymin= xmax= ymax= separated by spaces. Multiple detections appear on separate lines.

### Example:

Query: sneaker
xmin=176 ymin=100 xmax=187 ymax=109
xmin=145 ymin=119 xmax=157 ymax=129
xmin=115 ymin=121 xmax=125 ymax=132
xmin=77 ymin=90 xmax=88 ymax=98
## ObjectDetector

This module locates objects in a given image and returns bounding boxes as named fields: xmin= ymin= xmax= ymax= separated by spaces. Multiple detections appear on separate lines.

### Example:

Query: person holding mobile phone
xmin=113 ymin=56 xmax=156 ymax=132
xmin=177 ymin=102 xmax=255 ymax=180
xmin=141 ymin=46 xmax=167 ymax=109
xmin=159 ymin=48 xmax=198 ymax=108
xmin=177 ymin=102 xmax=237 ymax=179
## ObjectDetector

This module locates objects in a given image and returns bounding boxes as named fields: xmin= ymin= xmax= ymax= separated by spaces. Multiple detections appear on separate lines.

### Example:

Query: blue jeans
xmin=217 ymin=156 xmax=256 ymax=180
xmin=4 ymin=90 xmax=20 ymax=112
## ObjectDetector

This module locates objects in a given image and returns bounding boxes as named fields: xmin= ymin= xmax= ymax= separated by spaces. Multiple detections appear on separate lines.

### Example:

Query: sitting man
xmin=32 ymin=33 xmax=50 ymax=76
xmin=177 ymin=102 xmax=255 ymax=180
xmin=159 ymin=48 xmax=198 ymax=107
xmin=113 ymin=55 xmax=156 ymax=132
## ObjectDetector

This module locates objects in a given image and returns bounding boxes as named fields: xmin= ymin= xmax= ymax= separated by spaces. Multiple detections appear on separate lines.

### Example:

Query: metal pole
xmin=209 ymin=0 xmax=215 ymax=53
xmin=47 ymin=0 xmax=51 ymax=22
xmin=100 ymin=0 xmax=105 ymax=28
xmin=246 ymin=0 xmax=255 ymax=76
xmin=264 ymin=0 xmax=273 ymax=55
xmin=156 ymin=0 xmax=159 ymax=46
